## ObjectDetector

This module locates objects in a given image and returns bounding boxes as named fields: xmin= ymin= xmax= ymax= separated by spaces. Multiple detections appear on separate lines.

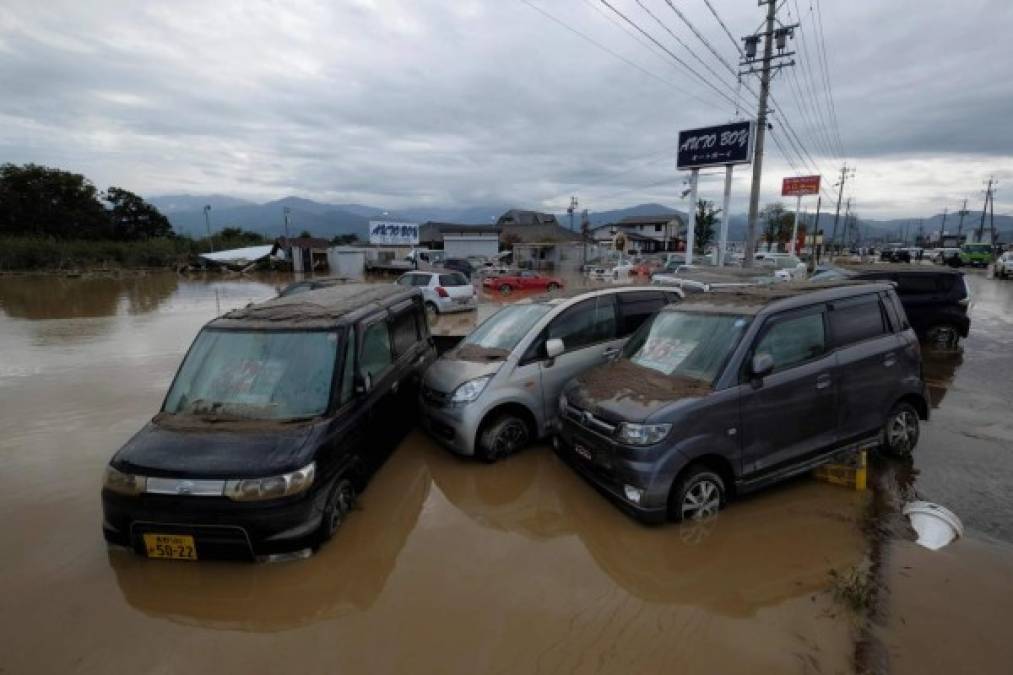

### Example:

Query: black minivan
xmin=102 ymin=284 xmax=436 ymax=560
xmin=557 ymin=282 xmax=930 ymax=523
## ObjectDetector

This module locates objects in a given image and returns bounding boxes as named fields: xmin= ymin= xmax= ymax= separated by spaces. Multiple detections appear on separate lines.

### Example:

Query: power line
xmin=702 ymin=0 xmax=743 ymax=54
xmin=811 ymin=0 xmax=846 ymax=157
xmin=518 ymin=0 xmax=723 ymax=109
xmin=596 ymin=0 xmax=741 ymax=109
xmin=790 ymin=0 xmax=841 ymax=161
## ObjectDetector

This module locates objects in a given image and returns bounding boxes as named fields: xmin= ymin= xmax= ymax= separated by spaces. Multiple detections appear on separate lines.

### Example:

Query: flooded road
xmin=0 ymin=272 xmax=864 ymax=674
xmin=1 ymin=270 xmax=1011 ymax=674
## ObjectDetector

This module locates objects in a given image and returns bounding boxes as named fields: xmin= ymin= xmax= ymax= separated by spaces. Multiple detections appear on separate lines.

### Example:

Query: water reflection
xmin=0 ymin=274 xmax=177 ymax=320
xmin=922 ymin=351 xmax=964 ymax=408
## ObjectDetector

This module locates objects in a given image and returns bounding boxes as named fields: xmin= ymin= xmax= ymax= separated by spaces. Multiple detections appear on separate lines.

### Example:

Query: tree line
xmin=0 ymin=163 xmax=175 ymax=241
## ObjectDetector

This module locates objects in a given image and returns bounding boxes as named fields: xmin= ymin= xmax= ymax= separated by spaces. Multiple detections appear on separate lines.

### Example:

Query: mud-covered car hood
xmin=111 ymin=416 xmax=320 ymax=478
xmin=565 ymin=359 xmax=712 ymax=424
xmin=424 ymin=349 xmax=505 ymax=393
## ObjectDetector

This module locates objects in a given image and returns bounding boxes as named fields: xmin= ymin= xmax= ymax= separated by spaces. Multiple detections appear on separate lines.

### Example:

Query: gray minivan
xmin=557 ymin=282 xmax=929 ymax=522
xmin=420 ymin=287 xmax=683 ymax=461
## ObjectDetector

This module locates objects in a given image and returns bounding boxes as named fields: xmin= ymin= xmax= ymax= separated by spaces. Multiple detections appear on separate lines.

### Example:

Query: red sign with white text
xmin=782 ymin=175 xmax=821 ymax=196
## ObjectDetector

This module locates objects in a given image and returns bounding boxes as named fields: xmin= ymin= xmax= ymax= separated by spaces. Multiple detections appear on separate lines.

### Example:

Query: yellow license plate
xmin=143 ymin=533 xmax=198 ymax=560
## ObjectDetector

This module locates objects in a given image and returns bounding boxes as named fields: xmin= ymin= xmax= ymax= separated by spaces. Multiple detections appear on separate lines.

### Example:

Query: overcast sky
xmin=2 ymin=0 xmax=1012 ymax=219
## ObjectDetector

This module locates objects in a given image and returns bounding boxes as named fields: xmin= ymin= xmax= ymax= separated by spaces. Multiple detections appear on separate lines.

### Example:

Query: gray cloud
xmin=1 ymin=0 xmax=1012 ymax=219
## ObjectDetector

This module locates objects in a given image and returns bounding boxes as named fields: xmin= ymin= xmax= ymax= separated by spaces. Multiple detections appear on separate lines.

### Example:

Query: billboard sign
xmin=369 ymin=220 xmax=419 ymax=246
xmin=677 ymin=120 xmax=755 ymax=169
xmin=781 ymin=175 xmax=821 ymax=197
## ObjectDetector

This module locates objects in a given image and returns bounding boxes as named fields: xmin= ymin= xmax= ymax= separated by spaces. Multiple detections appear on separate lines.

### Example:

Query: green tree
xmin=694 ymin=199 xmax=721 ymax=254
xmin=330 ymin=234 xmax=359 ymax=245
xmin=760 ymin=203 xmax=794 ymax=252
xmin=103 ymin=187 xmax=173 ymax=240
xmin=218 ymin=227 xmax=267 ymax=245
xmin=297 ymin=230 xmax=313 ymax=239
xmin=0 ymin=163 xmax=109 ymax=239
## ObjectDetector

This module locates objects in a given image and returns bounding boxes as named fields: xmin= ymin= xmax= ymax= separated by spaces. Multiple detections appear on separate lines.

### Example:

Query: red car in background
xmin=483 ymin=270 xmax=564 ymax=294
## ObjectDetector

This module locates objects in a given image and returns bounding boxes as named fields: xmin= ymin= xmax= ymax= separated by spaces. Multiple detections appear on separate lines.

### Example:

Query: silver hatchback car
xmin=420 ymin=287 xmax=683 ymax=461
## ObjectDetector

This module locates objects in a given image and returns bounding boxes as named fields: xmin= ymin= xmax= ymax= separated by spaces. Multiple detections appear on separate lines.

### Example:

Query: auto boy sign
xmin=676 ymin=120 xmax=755 ymax=169
xmin=369 ymin=221 xmax=419 ymax=246
xmin=781 ymin=175 xmax=822 ymax=197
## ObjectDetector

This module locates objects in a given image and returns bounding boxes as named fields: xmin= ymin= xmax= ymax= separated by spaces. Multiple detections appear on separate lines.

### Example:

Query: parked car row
xmin=102 ymin=277 xmax=934 ymax=561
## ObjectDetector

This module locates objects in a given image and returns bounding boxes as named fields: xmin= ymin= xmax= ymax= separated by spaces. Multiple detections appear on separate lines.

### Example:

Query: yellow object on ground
xmin=813 ymin=450 xmax=867 ymax=491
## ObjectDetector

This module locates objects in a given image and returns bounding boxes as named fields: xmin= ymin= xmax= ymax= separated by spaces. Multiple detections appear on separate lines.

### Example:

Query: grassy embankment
xmin=0 ymin=236 xmax=263 ymax=272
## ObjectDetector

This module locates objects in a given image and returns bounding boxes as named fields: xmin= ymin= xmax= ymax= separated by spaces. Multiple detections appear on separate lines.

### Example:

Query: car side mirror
xmin=751 ymin=353 xmax=774 ymax=382
xmin=354 ymin=372 xmax=372 ymax=395
xmin=545 ymin=338 xmax=565 ymax=359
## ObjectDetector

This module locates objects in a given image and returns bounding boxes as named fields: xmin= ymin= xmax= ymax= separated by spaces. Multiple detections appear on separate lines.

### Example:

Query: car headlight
xmin=104 ymin=465 xmax=146 ymax=496
xmin=225 ymin=462 xmax=316 ymax=502
xmin=450 ymin=375 xmax=492 ymax=405
xmin=615 ymin=423 xmax=672 ymax=446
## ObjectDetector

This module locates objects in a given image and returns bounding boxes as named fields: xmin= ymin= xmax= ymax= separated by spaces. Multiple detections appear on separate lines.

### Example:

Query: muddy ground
xmin=0 ymin=270 xmax=1009 ymax=674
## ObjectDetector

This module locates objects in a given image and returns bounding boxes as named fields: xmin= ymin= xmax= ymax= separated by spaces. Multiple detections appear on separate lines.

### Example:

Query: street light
xmin=203 ymin=204 xmax=214 ymax=252
xmin=283 ymin=206 xmax=291 ymax=240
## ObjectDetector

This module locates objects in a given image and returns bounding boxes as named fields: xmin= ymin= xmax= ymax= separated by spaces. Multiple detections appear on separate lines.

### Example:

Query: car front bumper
xmin=102 ymin=487 xmax=328 ymax=559
xmin=555 ymin=420 xmax=670 ymax=524
xmin=419 ymin=391 xmax=483 ymax=456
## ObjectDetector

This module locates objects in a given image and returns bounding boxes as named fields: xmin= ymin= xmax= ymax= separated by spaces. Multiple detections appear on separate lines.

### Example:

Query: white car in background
xmin=754 ymin=252 xmax=807 ymax=280
xmin=995 ymin=251 xmax=1013 ymax=279
xmin=395 ymin=270 xmax=477 ymax=316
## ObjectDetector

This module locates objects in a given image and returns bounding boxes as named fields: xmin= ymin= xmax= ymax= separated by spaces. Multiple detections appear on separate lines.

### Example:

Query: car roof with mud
xmin=670 ymin=280 xmax=895 ymax=315
xmin=209 ymin=283 xmax=419 ymax=330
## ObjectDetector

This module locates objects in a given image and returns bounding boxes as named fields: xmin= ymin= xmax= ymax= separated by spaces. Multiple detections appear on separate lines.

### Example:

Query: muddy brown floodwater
xmin=0 ymin=269 xmax=1008 ymax=674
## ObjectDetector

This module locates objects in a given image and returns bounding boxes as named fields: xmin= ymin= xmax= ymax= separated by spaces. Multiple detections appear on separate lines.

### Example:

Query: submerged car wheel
xmin=546 ymin=282 xmax=560 ymax=292
xmin=499 ymin=284 xmax=513 ymax=295
xmin=883 ymin=403 xmax=920 ymax=457
xmin=925 ymin=323 xmax=959 ymax=350
xmin=670 ymin=465 xmax=725 ymax=522
xmin=318 ymin=478 xmax=356 ymax=544
xmin=478 ymin=414 xmax=530 ymax=463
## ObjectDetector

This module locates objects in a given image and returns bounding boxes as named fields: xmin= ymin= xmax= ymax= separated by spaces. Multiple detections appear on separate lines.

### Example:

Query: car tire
xmin=477 ymin=414 xmax=530 ymax=463
xmin=499 ymin=284 xmax=513 ymax=295
xmin=317 ymin=478 xmax=356 ymax=545
xmin=882 ymin=402 xmax=920 ymax=457
xmin=924 ymin=323 xmax=959 ymax=350
xmin=668 ymin=465 xmax=725 ymax=522
xmin=546 ymin=282 xmax=560 ymax=292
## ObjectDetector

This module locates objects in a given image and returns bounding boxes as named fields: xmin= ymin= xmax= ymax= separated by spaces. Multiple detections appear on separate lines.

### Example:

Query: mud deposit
xmin=0 ymin=272 xmax=867 ymax=674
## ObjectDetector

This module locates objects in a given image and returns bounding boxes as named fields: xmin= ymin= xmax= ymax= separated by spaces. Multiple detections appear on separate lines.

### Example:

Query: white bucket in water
xmin=902 ymin=501 xmax=964 ymax=550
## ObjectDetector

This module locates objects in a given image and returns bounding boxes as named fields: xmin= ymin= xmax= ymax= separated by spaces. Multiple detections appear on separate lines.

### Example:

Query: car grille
xmin=422 ymin=384 xmax=450 ymax=408
xmin=563 ymin=403 xmax=617 ymax=437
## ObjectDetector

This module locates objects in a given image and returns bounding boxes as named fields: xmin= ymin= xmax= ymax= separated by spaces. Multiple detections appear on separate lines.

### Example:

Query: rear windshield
xmin=439 ymin=273 xmax=469 ymax=286
xmin=623 ymin=310 xmax=750 ymax=384
xmin=164 ymin=329 xmax=338 ymax=420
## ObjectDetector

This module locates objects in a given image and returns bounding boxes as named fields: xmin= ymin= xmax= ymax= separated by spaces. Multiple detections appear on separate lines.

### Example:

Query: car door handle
xmin=816 ymin=373 xmax=832 ymax=390
xmin=883 ymin=354 xmax=896 ymax=367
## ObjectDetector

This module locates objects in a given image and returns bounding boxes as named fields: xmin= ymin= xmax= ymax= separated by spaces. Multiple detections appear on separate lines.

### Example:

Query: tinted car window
xmin=830 ymin=295 xmax=886 ymax=346
xmin=360 ymin=321 xmax=393 ymax=379
xmin=439 ymin=273 xmax=469 ymax=286
xmin=896 ymin=275 xmax=938 ymax=294
xmin=618 ymin=291 xmax=668 ymax=336
xmin=340 ymin=330 xmax=356 ymax=404
xmin=547 ymin=296 xmax=616 ymax=351
xmin=390 ymin=308 xmax=419 ymax=357
xmin=755 ymin=312 xmax=826 ymax=372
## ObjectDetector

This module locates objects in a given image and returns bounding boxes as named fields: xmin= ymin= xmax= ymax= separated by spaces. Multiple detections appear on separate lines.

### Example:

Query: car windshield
xmin=163 ymin=328 xmax=339 ymax=420
xmin=462 ymin=303 xmax=552 ymax=352
xmin=623 ymin=310 xmax=750 ymax=383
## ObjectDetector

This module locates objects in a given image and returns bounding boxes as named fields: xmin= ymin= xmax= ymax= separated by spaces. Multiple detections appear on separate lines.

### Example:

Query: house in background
xmin=589 ymin=214 xmax=686 ymax=254
xmin=496 ymin=209 xmax=561 ymax=227
xmin=272 ymin=236 xmax=331 ymax=272
xmin=417 ymin=222 xmax=501 ymax=259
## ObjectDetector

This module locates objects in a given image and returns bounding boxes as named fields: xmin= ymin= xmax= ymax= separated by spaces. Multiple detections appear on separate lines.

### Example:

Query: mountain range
xmin=148 ymin=194 xmax=1011 ymax=244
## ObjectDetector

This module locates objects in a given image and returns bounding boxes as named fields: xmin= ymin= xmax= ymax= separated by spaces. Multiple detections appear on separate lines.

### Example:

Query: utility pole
xmin=843 ymin=198 xmax=852 ymax=249
xmin=203 ymin=204 xmax=214 ymax=252
xmin=739 ymin=0 xmax=797 ymax=266
xmin=990 ymin=184 xmax=997 ymax=246
xmin=938 ymin=208 xmax=948 ymax=244
xmin=957 ymin=199 xmax=968 ymax=237
xmin=283 ymin=206 xmax=291 ymax=240
xmin=977 ymin=178 xmax=993 ymax=242
xmin=567 ymin=196 xmax=579 ymax=232
xmin=830 ymin=163 xmax=854 ymax=254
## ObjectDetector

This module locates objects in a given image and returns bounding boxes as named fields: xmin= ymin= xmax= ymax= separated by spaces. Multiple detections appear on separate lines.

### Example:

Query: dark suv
xmin=101 ymin=284 xmax=436 ymax=560
xmin=812 ymin=266 xmax=970 ymax=347
xmin=556 ymin=282 xmax=929 ymax=523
